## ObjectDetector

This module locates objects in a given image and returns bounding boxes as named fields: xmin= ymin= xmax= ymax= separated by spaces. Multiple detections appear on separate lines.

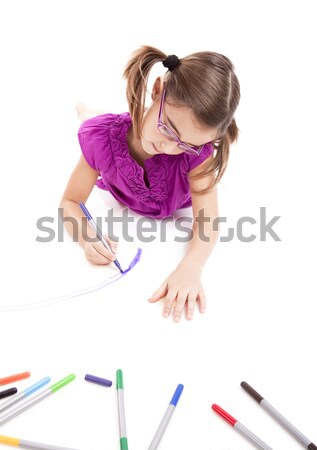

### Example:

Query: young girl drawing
xmin=60 ymin=45 xmax=240 ymax=322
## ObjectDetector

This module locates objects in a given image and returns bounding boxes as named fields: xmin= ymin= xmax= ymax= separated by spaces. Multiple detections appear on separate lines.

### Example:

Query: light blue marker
xmin=0 ymin=377 xmax=51 ymax=414
xmin=0 ymin=374 xmax=75 ymax=427
xmin=148 ymin=384 xmax=184 ymax=450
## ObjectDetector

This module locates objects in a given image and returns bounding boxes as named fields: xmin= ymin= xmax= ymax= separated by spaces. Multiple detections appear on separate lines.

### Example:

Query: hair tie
xmin=163 ymin=55 xmax=180 ymax=71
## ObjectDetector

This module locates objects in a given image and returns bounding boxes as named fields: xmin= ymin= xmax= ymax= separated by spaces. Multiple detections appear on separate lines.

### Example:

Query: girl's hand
xmin=148 ymin=263 xmax=206 ymax=322
xmin=84 ymin=235 xmax=118 ymax=265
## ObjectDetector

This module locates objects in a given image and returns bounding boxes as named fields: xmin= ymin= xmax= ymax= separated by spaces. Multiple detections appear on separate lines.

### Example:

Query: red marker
xmin=0 ymin=372 xmax=30 ymax=386
xmin=212 ymin=404 xmax=274 ymax=450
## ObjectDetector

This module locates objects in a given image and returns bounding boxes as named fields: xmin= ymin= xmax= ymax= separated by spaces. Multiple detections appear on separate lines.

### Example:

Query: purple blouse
xmin=78 ymin=112 xmax=214 ymax=219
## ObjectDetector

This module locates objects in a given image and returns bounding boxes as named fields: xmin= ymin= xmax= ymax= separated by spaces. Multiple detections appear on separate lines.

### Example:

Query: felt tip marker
xmin=0 ymin=374 xmax=75 ymax=427
xmin=0 ymin=377 xmax=51 ymax=414
xmin=0 ymin=372 xmax=30 ymax=386
xmin=212 ymin=404 xmax=274 ymax=450
xmin=79 ymin=202 xmax=123 ymax=273
xmin=241 ymin=381 xmax=317 ymax=450
xmin=116 ymin=370 xmax=128 ymax=450
xmin=148 ymin=384 xmax=184 ymax=450
xmin=0 ymin=434 xmax=79 ymax=450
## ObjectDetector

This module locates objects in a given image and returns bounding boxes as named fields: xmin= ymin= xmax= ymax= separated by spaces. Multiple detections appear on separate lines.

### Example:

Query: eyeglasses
xmin=157 ymin=83 xmax=205 ymax=156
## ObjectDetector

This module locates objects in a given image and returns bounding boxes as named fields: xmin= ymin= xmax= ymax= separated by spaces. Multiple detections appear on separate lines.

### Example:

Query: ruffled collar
xmin=109 ymin=113 xmax=178 ymax=203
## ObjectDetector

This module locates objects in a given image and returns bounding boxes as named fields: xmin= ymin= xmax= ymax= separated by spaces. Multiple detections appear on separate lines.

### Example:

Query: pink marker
xmin=212 ymin=404 xmax=274 ymax=450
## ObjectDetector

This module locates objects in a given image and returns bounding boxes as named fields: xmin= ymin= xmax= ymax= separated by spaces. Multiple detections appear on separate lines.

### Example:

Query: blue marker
xmin=79 ymin=202 xmax=123 ymax=273
xmin=0 ymin=377 xmax=51 ymax=414
xmin=148 ymin=384 xmax=184 ymax=450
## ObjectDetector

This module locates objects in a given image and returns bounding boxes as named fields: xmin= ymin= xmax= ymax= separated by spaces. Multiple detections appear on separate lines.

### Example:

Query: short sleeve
xmin=182 ymin=142 xmax=214 ymax=172
xmin=77 ymin=114 xmax=116 ymax=171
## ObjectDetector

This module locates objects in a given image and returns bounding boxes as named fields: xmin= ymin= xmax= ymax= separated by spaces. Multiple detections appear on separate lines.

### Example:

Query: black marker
xmin=241 ymin=381 xmax=317 ymax=450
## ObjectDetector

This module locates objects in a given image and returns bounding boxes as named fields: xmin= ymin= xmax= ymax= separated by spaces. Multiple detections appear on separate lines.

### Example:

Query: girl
xmin=60 ymin=45 xmax=240 ymax=322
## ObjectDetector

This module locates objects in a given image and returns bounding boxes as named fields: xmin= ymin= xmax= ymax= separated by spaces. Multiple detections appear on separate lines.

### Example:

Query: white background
xmin=0 ymin=1 xmax=316 ymax=449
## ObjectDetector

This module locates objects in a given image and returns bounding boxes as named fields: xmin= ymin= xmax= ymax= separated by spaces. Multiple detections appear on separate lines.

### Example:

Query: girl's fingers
xmin=198 ymin=290 xmax=207 ymax=313
xmin=148 ymin=281 xmax=168 ymax=303
xmin=94 ymin=240 xmax=116 ymax=261
xmin=186 ymin=293 xmax=198 ymax=320
xmin=162 ymin=290 xmax=177 ymax=318
xmin=173 ymin=293 xmax=188 ymax=323
xmin=87 ymin=244 xmax=112 ymax=265
xmin=105 ymin=236 xmax=118 ymax=253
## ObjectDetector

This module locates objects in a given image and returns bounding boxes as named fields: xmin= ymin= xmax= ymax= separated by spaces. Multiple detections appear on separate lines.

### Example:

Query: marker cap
xmin=116 ymin=370 xmax=124 ymax=390
xmin=85 ymin=374 xmax=112 ymax=387
xmin=170 ymin=384 xmax=184 ymax=407
xmin=308 ymin=444 xmax=317 ymax=450
xmin=241 ymin=381 xmax=264 ymax=404
xmin=120 ymin=437 xmax=128 ymax=450
xmin=212 ymin=404 xmax=237 ymax=426
xmin=50 ymin=374 xmax=76 ymax=393
xmin=24 ymin=377 xmax=51 ymax=396
xmin=0 ymin=372 xmax=30 ymax=386
xmin=0 ymin=435 xmax=20 ymax=446
xmin=0 ymin=388 xmax=17 ymax=400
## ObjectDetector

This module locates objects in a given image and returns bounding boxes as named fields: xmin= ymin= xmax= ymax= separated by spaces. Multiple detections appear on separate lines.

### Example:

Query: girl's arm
xmin=149 ymin=155 xmax=219 ymax=321
xmin=60 ymin=155 xmax=117 ymax=264
xmin=181 ymin=155 xmax=219 ymax=269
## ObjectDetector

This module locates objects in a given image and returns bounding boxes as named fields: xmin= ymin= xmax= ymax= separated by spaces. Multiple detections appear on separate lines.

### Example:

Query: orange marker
xmin=0 ymin=372 xmax=30 ymax=386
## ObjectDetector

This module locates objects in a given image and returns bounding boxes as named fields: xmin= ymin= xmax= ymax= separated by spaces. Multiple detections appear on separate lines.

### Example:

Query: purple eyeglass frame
xmin=157 ymin=83 xmax=204 ymax=156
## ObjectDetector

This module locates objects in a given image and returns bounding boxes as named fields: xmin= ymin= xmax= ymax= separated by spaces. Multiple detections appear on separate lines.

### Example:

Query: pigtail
xmin=190 ymin=118 xmax=239 ymax=194
xmin=123 ymin=45 xmax=167 ymax=139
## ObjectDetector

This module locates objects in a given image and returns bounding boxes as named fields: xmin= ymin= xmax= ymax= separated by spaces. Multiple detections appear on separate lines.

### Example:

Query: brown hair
xmin=123 ymin=45 xmax=240 ymax=193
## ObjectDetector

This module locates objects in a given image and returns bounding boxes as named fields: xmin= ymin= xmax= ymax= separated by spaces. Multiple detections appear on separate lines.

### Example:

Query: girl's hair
xmin=123 ymin=45 xmax=240 ymax=193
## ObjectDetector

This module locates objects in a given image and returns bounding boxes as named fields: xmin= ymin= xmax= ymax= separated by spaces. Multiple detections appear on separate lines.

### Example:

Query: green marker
xmin=116 ymin=370 xmax=128 ymax=450
xmin=0 ymin=374 xmax=76 ymax=426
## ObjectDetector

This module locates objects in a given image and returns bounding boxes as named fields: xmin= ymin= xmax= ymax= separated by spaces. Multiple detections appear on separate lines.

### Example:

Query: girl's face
xmin=140 ymin=77 xmax=218 ymax=156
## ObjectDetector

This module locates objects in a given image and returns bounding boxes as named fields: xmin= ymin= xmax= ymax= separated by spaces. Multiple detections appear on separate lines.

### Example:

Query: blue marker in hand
xmin=79 ymin=202 xmax=123 ymax=273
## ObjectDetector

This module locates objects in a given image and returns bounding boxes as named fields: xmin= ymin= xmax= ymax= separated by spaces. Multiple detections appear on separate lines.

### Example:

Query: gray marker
xmin=148 ymin=384 xmax=184 ymax=450
xmin=212 ymin=403 xmax=274 ymax=450
xmin=116 ymin=370 xmax=128 ymax=450
xmin=0 ymin=374 xmax=75 ymax=427
xmin=0 ymin=377 xmax=51 ymax=414
xmin=0 ymin=434 xmax=79 ymax=450
xmin=241 ymin=381 xmax=317 ymax=450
